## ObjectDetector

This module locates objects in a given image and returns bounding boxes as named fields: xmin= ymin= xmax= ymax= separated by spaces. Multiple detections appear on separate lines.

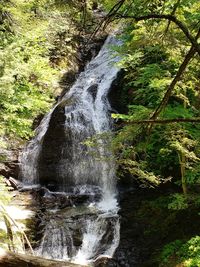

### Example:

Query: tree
xmin=105 ymin=0 xmax=200 ymax=192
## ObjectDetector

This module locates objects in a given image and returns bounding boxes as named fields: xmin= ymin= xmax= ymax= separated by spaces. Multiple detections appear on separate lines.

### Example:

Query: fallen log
xmin=0 ymin=248 xmax=85 ymax=267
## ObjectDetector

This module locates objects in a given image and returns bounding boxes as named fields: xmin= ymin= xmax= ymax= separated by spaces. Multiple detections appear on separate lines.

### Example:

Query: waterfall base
xmin=16 ymin=186 xmax=120 ymax=266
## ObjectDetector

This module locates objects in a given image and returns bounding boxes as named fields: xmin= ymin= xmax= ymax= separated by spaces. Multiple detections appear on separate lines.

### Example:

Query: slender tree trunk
xmin=82 ymin=0 xmax=87 ymax=30
xmin=181 ymin=89 xmax=187 ymax=196
xmin=147 ymin=29 xmax=200 ymax=133
xmin=180 ymin=153 xmax=187 ymax=195
xmin=150 ymin=45 xmax=196 ymax=121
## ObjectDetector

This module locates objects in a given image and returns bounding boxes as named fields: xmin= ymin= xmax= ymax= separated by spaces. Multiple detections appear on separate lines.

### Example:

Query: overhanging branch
xmin=150 ymin=44 xmax=197 ymax=121
xmin=116 ymin=13 xmax=200 ymax=56
xmin=148 ymin=28 xmax=200 ymax=129
xmin=122 ymin=118 xmax=200 ymax=125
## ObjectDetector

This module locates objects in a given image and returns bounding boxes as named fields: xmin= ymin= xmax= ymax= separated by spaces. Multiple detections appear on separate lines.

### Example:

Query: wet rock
xmin=72 ymin=228 xmax=83 ymax=247
xmin=38 ymin=104 xmax=67 ymax=189
xmin=70 ymin=194 xmax=90 ymax=205
xmin=94 ymin=256 xmax=121 ymax=267
xmin=59 ymin=70 xmax=77 ymax=97
xmin=87 ymin=84 xmax=98 ymax=101
xmin=108 ymin=70 xmax=126 ymax=114
xmin=0 ymin=163 xmax=9 ymax=177
xmin=3 ymin=176 xmax=22 ymax=191
xmin=0 ymin=149 xmax=20 ymax=179
xmin=8 ymin=177 xmax=22 ymax=190
xmin=43 ymin=194 xmax=72 ymax=209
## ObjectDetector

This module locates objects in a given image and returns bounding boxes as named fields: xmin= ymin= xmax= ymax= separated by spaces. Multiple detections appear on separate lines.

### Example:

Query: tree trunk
xmin=0 ymin=249 xmax=85 ymax=267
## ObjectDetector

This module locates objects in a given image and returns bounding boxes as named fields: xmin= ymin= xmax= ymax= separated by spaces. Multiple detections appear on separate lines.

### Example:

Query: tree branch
xmin=122 ymin=118 xmax=200 ymax=125
xmin=149 ymin=28 xmax=200 ymax=124
xmin=163 ymin=0 xmax=181 ymax=38
xmin=88 ymin=0 xmax=125 ymax=42
xmin=116 ymin=13 xmax=200 ymax=55
xmin=150 ymin=46 xmax=196 ymax=121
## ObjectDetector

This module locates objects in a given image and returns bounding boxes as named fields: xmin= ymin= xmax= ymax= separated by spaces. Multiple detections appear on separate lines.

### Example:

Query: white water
xmin=20 ymin=34 xmax=121 ymax=265
xmin=74 ymin=214 xmax=120 ymax=265
xmin=19 ymin=110 xmax=54 ymax=185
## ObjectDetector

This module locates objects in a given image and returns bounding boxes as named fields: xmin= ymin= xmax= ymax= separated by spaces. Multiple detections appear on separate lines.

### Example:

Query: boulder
xmin=94 ymin=256 xmax=121 ymax=267
xmin=0 ymin=149 xmax=20 ymax=179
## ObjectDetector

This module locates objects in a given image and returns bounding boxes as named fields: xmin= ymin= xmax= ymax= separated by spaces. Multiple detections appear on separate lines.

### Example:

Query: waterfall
xmin=19 ymin=34 xmax=121 ymax=265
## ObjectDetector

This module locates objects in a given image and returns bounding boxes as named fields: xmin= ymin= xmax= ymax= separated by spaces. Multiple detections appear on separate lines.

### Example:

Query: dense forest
xmin=0 ymin=0 xmax=200 ymax=267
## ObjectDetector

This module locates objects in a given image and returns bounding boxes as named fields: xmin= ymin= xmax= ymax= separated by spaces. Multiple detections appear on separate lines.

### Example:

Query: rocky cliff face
xmin=38 ymin=104 xmax=67 ymax=190
xmin=0 ymin=149 xmax=19 ymax=179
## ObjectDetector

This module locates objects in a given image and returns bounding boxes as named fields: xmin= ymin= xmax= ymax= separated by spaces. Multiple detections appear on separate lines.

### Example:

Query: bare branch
xmin=88 ymin=0 xmax=125 ymax=42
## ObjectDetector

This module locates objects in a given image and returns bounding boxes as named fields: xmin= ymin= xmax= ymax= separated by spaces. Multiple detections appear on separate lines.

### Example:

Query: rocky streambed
xmin=2 ymin=185 xmax=120 ymax=267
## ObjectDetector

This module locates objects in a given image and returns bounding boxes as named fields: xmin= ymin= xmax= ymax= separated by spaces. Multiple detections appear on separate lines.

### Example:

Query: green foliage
xmin=110 ymin=0 xmax=200 ymax=190
xmin=160 ymin=236 xmax=200 ymax=267
xmin=0 ymin=176 xmax=11 ymax=205
xmin=102 ymin=1 xmax=200 ymax=266
xmin=0 ymin=0 xmax=97 ymax=144
xmin=112 ymin=105 xmax=151 ymax=121
xmin=168 ymin=193 xmax=188 ymax=210
xmin=0 ymin=176 xmax=33 ymax=252
xmin=185 ymin=164 xmax=200 ymax=185
xmin=0 ymin=176 xmax=12 ymax=249
xmin=160 ymin=239 xmax=183 ymax=263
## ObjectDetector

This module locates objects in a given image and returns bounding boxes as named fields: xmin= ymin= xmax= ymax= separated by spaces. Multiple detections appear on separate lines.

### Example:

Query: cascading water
xmin=20 ymin=34 xmax=121 ymax=265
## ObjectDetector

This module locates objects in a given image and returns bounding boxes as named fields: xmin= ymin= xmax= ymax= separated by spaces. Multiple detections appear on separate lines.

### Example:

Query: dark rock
xmin=108 ymin=70 xmax=126 ymax=115
xmin=87 ymin=84 xmax=98 ymax=101
xmin=59 ymin=70 xmax=77 ymax=98
xmin=94 ymin=257 xmax=121 ymax=267
xmin=32 ymin=114 xmax=44 ymax=130
xmin=92 ymin=2 xmax=98 ymax=10
xmin=0 ymin=163 xmax=9 ymax=177
xmin=6 ymin=162 xmax=20 ymax=178
xmin=38 ymin=103 xmax=67 ymax=189
xmin=72 ymin=228 xmax=83 ymax=247
xmin=8 ymin=177 xmax=22 ymax=190
xmin=70 ymin=194 xmax=90 ymax=205
xmin=0 ymin=149 xmax=20 ymax=179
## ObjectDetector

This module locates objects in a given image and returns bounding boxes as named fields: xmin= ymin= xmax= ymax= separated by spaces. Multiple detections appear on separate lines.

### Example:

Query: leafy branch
xmin=118 ymin=118 xmax=200 ymax=125
xmin=115 ymin=13 xmax=200 ymax=56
